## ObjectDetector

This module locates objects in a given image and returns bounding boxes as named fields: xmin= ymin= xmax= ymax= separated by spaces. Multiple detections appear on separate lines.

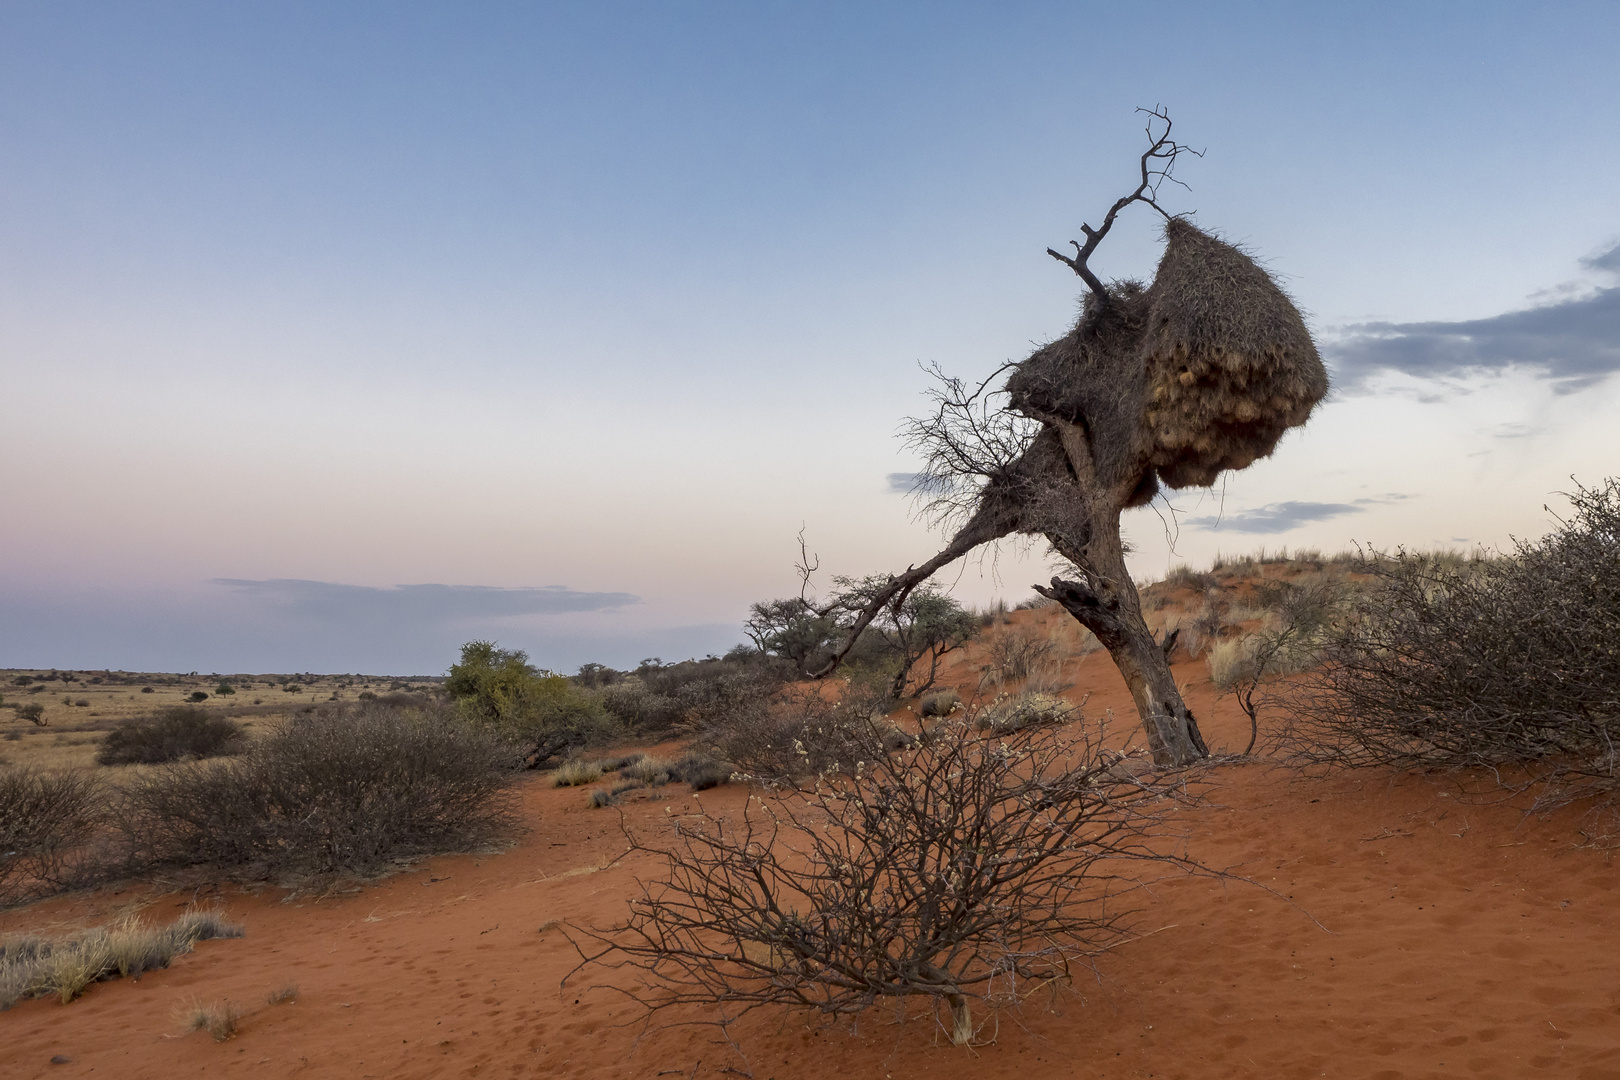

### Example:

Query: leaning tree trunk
xmin=1033 ymin=424 xmax=1209 ymax=766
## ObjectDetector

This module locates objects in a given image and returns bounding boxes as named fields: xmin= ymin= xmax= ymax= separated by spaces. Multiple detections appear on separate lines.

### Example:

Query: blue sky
xmin=2 ymin=2 xmax=1618 ymax=674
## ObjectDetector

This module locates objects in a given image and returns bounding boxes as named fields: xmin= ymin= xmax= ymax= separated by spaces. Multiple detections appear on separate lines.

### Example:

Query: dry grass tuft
xmin=184 ymin=998 xmax=241 ymax=1040
xmin=0 ymin=907 xmax=243 ymax=1010
xmin=552 ymin=759 xmax=604 ymax=787
xmin=267 ymin=983 xmax=298 ymax=1005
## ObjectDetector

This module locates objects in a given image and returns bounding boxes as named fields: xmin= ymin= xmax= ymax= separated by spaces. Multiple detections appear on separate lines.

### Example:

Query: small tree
xmin=804 ymin=109 xmax=1328 ymax=764
xmin=445 ymin=640 xmax=612 ymax=763
xmin=825 ymin=576 xmax=978 ymax=699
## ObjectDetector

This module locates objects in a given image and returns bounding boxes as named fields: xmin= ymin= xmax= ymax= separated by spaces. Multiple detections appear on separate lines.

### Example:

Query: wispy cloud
xmin=1327 ymin=242 xmax=1620 ymax=389
xmin=1185 ymin=500 xmax=1364 ymax=535
xmin=886 ymin=472 xmax=951 ymax=495
xmin=212 ymin=579 xmax=638 ymax=620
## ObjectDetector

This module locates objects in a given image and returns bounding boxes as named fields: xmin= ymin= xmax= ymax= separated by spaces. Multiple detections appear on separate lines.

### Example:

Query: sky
xmin=2 ymin=2 xmax=1619 ymax=675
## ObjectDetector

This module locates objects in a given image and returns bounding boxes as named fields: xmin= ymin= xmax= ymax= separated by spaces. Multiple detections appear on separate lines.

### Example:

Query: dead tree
xmin=810 ymin=108 xmax=1328 ymax=765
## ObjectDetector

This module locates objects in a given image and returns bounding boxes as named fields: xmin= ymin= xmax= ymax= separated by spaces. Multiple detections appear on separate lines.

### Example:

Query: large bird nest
xmin=1007 ymin=218 xmax=1327 ymax=501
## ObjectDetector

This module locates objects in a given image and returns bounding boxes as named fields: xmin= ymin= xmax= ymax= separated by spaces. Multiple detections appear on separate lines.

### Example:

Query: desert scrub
xmin=114 ymin=703 xmax=519 ymax=882
xmin=97 ymin=706 xmax=246 ymax=766
xmin=0 ymin=907 xmax=242 ymax=1009
xmin=917 ymin=689 xmax=960 ymax=718
xmin=0 ymin=766 xmax=103 ymax=908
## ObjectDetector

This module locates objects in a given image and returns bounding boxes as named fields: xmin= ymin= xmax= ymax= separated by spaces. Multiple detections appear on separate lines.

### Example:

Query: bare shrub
xmin=981 ymin=625 xmax=1056 ymax=681
xmin=114 ymin=704 xmax=519 ymax=881
xmin=0 ymin=767 xmax=104 ymax=907
xmin=1276 ymin=479 xmax=1620 ymax=799
xmin=694 ymin=681 xmax=888 ymax=783
xmin=97 ymin=706 xmax=245 ymax=766
xmin=570 ymin=717 xmax=1195 ymax=1044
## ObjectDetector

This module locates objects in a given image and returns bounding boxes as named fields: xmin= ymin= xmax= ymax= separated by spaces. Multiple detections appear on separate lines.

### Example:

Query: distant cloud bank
xmin=212 ymin=579 xmax=638 ymax=619
xmin=1327 ymin=242 xmax=1620 ymax=389
xmin=1185 ymin=500 xmax=1364 ymax=535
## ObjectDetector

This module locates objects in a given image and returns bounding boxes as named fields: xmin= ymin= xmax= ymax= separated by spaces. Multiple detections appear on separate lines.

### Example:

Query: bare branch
xmin=1046 ymin=105 xmax=1204 ymax=305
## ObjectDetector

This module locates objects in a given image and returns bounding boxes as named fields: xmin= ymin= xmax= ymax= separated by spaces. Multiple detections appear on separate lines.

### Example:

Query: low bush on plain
xmin=97 ymin=706 xmax=246 ymax=766
xmin=115 ymin=703 xmax=519 ymax=881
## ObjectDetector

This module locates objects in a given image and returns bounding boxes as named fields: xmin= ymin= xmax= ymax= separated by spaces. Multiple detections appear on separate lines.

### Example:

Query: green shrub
xmin=97 ymin=707 xmax=245 ymax=766
xmin=446 ymin=641 xmax=616 ymax=763
xmin=215 ymin=682 xmax=236 ymax=696
xmin=114 ymin=703 xmax=519 ymax=881
xmin=14 ymin=703 xmax=45 ymax=726
xmin=187 ymin=691 xmax=209 ymax=703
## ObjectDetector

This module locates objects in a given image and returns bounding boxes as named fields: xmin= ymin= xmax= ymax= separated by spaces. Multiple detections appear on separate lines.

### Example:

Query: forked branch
xmin=1046 ymin=105 xmax=1203 ymax=303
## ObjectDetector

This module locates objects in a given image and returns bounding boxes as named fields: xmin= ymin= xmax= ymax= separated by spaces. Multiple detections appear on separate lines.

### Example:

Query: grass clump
xmin=0 ymin=908 xmax=243 ymax=1010
xmin=183 ymin=999 xmax=241 ymax=1041
xmin=974 ymin=692 xmax=1074 ymax=734
xmin=552 ymin=759 xmax=604 ymax=787
xmin=918 ymin=689 xmax=960 ymax=718
xmin=97 ymin=706 xmax=246 ymax=766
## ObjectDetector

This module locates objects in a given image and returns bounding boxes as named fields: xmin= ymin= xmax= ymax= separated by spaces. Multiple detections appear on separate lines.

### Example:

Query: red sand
xmin=6 ymin=636 xmax=1620 ymax=1080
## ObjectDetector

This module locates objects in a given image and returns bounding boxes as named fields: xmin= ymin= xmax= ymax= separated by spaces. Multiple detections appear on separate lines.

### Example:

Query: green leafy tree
xmin=445 ymin=641 xmax=613 ymax=763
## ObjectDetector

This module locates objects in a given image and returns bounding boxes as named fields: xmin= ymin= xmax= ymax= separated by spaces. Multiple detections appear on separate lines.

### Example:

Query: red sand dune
xmin=6 ymin=635 xmax=1620 ymax=1080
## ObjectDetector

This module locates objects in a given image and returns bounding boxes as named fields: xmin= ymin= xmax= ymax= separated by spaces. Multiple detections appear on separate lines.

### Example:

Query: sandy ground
xmin=5 ymin=620 xmax=1620 ymax=1079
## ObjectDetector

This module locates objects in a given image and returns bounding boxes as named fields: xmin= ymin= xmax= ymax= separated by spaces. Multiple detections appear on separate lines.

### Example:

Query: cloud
xmin=1327 ymin=243 xmax=1620 ymax=389
xmin=0 ymin=580 xmax=743 ymax=676
xmin=1185 ymin=500 xmax=1364 ymax=534
xmin=212 ymin=579 xmax=638 ymax=620
xmin=886 ymin=471 xmax=952 ymax=495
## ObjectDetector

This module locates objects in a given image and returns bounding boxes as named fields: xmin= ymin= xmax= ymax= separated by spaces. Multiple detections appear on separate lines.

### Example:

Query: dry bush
xmin=981 ymin=625 xmax=1057 ymax=681
xmin=1 ymin=907 xmax=242 ymax=1009
xmin=693 ymin=681 xmax=887 ymax=783
xmin=97 ymin=706 xmax=245 ymax=766
xmin=918 ymin=689 xmax=960 ymax=718
xmin=0 ymin=767 xmax=104 ymax=907
xmin=570 ymin=717 xmax=1196 ymax=1044
xmin=114 ymin=703 xmax=519 ymax=882
xmin=1275 ymin=480 xmax=1620 ymax=802
xmin=267 ymin=983 xmax=298 ymax=1005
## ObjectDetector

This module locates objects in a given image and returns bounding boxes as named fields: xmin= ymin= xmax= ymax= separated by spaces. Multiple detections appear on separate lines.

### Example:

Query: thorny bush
xmin=569 ymin=715 xmax=1198 ymax=1045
